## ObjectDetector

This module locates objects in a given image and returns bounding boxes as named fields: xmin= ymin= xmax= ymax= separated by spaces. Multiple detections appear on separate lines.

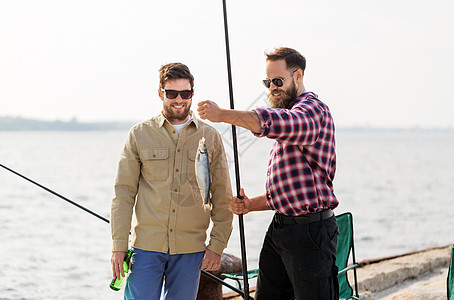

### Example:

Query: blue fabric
xmin=124 ymin=248 xmax=204 ymax=300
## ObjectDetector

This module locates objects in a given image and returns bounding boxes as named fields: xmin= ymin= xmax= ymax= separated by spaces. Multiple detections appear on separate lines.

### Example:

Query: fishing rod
xmin=0 ymin=163 xmax=253 ymax=299
xmin=0 ymin=163 xmax=109 ymax=223
xmin=221 ymin=0 xmax=250 ymax=299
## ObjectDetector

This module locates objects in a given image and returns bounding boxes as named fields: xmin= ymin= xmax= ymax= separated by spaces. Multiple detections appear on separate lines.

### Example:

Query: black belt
xmin=274 ymin=209 xmax=334 ymax=225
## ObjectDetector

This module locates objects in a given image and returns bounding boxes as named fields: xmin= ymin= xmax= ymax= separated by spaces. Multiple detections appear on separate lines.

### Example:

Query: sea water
xmin=0 ymin=128 xmax=453 ymax=299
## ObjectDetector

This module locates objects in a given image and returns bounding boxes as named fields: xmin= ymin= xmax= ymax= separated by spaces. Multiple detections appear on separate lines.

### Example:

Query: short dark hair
xmin=159 ymin=63 xmax=194 ymax=89
xmin=265 ymin=47 xmax=306 ymax=74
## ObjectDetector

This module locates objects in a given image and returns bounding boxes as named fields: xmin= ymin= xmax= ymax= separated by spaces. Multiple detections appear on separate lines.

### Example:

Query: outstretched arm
xmin=197 ymin=100 xmax=261 ymax=134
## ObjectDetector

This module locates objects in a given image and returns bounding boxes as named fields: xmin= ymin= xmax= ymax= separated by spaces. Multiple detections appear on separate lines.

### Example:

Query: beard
xmin=163 ymin=101 xmax=191 ymax=123
xmin=267 ymin=80 xmax=298 ymax=109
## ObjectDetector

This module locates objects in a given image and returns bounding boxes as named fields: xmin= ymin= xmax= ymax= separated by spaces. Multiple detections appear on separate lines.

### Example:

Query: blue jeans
xmin=124 ymin=248 xmax=204 ymax=300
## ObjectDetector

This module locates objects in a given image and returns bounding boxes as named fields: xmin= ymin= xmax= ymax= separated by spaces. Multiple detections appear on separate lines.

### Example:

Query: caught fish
xmin=195 ymin=137 xmax=210 ymax=206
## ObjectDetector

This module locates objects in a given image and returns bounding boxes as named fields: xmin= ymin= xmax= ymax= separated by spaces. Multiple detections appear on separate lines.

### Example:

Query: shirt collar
xmin=157 ymin=111 xmax=199 ymax=129
xmin=190 ymin=112 xmax=200 ymax=129
xmin=157 ymin=112 xmax=166 ymax=127
xmin=289 ymin=92 xmax=317 ymax=108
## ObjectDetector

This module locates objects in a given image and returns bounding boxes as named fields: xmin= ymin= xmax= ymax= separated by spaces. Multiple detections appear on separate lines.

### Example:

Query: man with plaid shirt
xmin=198 ymin=47 xmax=339 ymax=300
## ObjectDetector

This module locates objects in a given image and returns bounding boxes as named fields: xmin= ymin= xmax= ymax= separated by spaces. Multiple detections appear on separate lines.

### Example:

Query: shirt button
xmin=176 ymin=169 xmax=179 ymax=172
xmin=173 ymin=130 xmax=176 ymax=134
xmin=174 ymin=189 xmax=177 ymax=192
xmin=170 ymin=229 xmax=173 ymax=232
xmin=153 ymin=154 xmax=156 ymax=158
xmin=172 ymin=209 xmax=176 ymax=213
xmin=177 ymin=149 xmax=181 ymax=152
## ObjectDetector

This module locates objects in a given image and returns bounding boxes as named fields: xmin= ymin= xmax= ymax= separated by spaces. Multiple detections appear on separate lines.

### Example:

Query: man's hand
xmin=197 ymin=100 xmax=262 ymax=134
xmin=197 ymin=100 xmax=225 ymax=123
xmin=111 ymin=251 xmax=129 ymax=280
xmin=200 ymin=248 xmax=221 ymax=271
xmin=231 ymin=188 xmax=252 ymax=215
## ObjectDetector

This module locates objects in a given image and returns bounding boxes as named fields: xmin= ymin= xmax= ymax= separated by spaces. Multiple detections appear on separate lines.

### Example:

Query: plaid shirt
xmin=254 ymin=92 xmax=338 ymax=216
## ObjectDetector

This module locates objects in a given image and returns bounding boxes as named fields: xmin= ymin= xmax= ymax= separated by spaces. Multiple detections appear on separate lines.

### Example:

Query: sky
xmin=1 ymin=0 xmax=453 ymax=128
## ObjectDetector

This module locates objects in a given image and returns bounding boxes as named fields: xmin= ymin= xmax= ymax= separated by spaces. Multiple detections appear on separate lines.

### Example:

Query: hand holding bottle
xmin=110 ymin=249 xmax=133 ymax=291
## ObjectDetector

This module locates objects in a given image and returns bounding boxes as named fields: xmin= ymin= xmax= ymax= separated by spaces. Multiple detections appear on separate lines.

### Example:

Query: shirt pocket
xmin=139 ymin=149 xmax=169 ymax=181
xmin=187 ymin=149 xmax=213 ymax=183
xmin=186 ymin=150 xmax=198 ymax=186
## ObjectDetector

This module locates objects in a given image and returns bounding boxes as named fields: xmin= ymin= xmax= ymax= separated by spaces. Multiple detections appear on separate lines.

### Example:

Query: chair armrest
xmin=338 ymin=263 xmax=359 ymax=275
xmin=222 ymin=269 xmax=259 ymax=280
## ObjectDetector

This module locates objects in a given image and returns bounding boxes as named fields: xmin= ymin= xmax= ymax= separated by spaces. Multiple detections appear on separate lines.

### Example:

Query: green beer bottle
xmin=110 ymin=249 xmax=133 ymax=291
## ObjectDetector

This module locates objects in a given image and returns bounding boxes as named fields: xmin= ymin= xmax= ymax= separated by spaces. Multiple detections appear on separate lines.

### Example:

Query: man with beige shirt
xmin=110 ymin=62 xmax=233 ymax=300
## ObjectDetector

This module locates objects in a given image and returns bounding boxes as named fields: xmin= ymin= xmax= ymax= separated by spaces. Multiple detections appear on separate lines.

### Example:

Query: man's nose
xmin=173 ymin=94 xmax=183 ymax=101
xmin=269 ymin=82 xmax=279 ymax=91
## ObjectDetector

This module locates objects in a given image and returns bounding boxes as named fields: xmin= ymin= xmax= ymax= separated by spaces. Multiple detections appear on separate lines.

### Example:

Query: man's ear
xmin=158 ymin=88 xmax=164 ymax=100
xmin=295 ymin=69 xmax=304 ymax=82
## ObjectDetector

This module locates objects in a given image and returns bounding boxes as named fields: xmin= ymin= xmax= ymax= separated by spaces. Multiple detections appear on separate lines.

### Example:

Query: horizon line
xmin=0 ymin=115 xmax=453 ymax=131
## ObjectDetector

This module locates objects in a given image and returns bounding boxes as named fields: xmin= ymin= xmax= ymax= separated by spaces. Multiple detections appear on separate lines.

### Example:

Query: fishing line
xmin=0 ymin=162 xmax=252 ymax=299
xmin=221 ymin=0 xmax=250 ymax=299
xmin=0 ymin=163 xmax=109 ymax=223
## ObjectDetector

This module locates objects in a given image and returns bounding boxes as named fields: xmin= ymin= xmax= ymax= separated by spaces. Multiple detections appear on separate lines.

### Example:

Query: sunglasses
xmin=262 ymin=69 xmax=297 ymax=89
xmin=161 ymin=89 xmax=193 ymax=100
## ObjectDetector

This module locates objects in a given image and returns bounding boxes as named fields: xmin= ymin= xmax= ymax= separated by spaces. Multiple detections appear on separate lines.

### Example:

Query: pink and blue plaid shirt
xmin=254 ymin=92 xmax=338 ymax=216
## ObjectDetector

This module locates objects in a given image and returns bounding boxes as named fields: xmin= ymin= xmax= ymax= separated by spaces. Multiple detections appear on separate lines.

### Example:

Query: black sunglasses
xmin=262 ymin=69 xmax=297 ymax=89
xmin=161 ymin=89 xmax=193 ymax=100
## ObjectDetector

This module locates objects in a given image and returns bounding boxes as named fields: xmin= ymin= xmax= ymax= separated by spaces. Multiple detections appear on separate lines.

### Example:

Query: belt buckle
xmin=275 ymin=213 xmax=284 ymax=224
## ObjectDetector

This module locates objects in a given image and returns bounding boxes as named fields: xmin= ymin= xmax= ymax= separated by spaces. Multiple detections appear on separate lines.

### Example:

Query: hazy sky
xmin=1 ymin=0 xmax=453 ymax=128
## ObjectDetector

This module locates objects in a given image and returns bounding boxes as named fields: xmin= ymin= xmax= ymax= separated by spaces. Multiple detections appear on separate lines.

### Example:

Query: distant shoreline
xmin=0 ymin=116 xmax=135 ymax=131
xmin=0 ymin=116 xmax=453 ymax=132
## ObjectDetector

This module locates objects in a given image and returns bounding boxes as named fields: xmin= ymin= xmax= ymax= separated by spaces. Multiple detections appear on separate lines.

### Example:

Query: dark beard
xmin=267 ymin=80 xmax=298 ymax=108
xmin=163 ymin=104 xmax=191 ymax=123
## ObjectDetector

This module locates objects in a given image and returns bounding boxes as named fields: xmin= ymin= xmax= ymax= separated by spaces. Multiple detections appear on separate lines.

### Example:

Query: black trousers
xmin=255 ymin=215 xmax=339 ymax=300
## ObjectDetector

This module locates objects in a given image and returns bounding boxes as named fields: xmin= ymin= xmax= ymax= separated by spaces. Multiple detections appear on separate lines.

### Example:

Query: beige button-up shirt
xmin=111 ymin=112 xmax=233 ymax=256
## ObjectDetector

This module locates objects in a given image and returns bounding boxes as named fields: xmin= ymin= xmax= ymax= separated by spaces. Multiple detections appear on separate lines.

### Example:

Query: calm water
xmin=1 ymin=128 xmax=453 ymax=299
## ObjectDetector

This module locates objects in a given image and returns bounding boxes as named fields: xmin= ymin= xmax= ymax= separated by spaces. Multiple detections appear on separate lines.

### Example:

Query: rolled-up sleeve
xmin=253 ymin=99 xmax=325 ymax=146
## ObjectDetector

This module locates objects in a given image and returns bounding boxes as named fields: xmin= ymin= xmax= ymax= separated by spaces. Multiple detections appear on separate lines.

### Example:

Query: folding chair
xmin=448 ymin=244 xmax=454 ymax=300
xmin=222 ymin=269 xmax=258 ymax=291
xmin=222 ymin=212 xmax=360 ymax=299
xmin=336 ymin=212 xmax=360 ymax=300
